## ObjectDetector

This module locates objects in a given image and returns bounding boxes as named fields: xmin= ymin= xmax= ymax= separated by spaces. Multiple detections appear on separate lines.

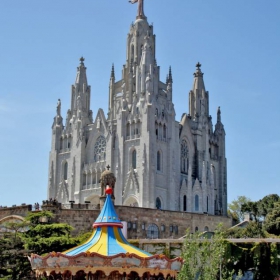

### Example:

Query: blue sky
xmin=0 ymin=0 xmax=279 ymax=207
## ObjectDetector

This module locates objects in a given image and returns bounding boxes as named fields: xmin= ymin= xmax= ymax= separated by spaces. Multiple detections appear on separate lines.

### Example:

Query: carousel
xmin=29 ymin=170 xmax=183 ymax=279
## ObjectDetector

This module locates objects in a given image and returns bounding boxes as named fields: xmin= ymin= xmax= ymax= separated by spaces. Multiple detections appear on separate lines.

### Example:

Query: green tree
xmin=21 ymin=211 xmax=79 ymax=255
xmin=241 ymin=201 xmax=259 ymax=222
xmin=258 ymin=194 xmax=280 ymax=221
xmin=228 ymin=196 xmax=251 ymax=223
xmin=0 ymin=211 xmax=91 ymax=279
xmin=178 ymin=225 xmax=237 ymax=280
xmin=0 ymin=222 xmax=34 ymax=280
xmin=226 ymin=221 xmax=266 ymax=239
xmin=264 ymin=201 xmax=280 ymax=235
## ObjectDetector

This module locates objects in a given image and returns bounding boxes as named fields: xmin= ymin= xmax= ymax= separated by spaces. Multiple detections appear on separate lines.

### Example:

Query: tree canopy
xmin=0 ymin=210 xmax=86 ymax=279
xmin=228 ymin=196 xmax=251 ymax=223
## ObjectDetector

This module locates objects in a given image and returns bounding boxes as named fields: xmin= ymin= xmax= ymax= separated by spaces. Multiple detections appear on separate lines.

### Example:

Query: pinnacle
xmin=111 ymin=64 xmax=115 ymax=78
xmin=168 ymin=66 xmax=173 ymax=83
xmin=75 ymin=57 xmax=88 ymax=86
xmin=194 ymin=62 xmax=204 ymax=78
xmin=80 ymin=56 xmax=85 ymax=65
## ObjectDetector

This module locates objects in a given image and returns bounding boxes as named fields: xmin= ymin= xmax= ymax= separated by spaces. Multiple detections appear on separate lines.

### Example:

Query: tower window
xmin=132 ymin=150 xmax=137 ymax=169
xmin=63 ymin=162 xmax=68 ymax=180
xmin=163 ymin=124 xmax=167 ymax=139
xmin=60 ymin=138 xmax=63 ymax=150
xmin=156 ymin=197 xmax=161 ymax=209
xmin=158 ymin=124 xmax=162 ymax=138
xmin=155 ymin=122 xmax=158 ymax=139
xmin=157 ymin=151 xmax=161 ymax=171
xmin=207 ymin=196 xmax=209 ymax=212
xmin=195 ymin=195 xmax=199 ymax=211
xmin=83 ymin=173 xmax=86 ymax=188
xmin=181 ymin=139 xmax=189 ymax=173
xmin=126 ymin=123 xmax=130 ymax=137
xmin=183 ymin=195 xmax=187 ymax=211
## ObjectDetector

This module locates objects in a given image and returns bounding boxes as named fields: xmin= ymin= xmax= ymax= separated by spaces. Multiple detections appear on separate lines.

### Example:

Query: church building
xmin=48 ymin=1 xmax=227 ymax=216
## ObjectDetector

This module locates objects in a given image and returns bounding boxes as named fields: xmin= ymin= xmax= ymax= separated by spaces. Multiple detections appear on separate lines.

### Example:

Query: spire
xmin=75 ymin=57 xmax=88 ymax=88
xmin=70 ymin=57 xmax=91 ymax=123
xmin=110 ymin=64 xmax=115 ymax=79
xmin=217 ymin=106 xmax=221 ymax=123
xmin=215 ymin=106 xmax=224 ymax=132
xmin=168 ymin=66 xmax=173 ymax=83
xmin=193 ymin=62 xmax=205 ymax=91
xmin=189 ymin=62 xmax=209 ymax=118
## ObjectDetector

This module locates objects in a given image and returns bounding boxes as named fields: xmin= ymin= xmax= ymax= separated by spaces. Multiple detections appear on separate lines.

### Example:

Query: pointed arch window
xmin=157 ymin=151 xmax=161 ymax=171
xmin=207 ymin=196 xmax=209 ymax=212
xmin=82 ymin=172 xmax=86 ymax=189
xmin=60 ymin=137 xmax=63 ymax=150
xmin=94 ymin=136 xmax=106 ymax=162
xmin=181 ymin=139 xmax=189 ymax=173
xmin=155 ymin=122 xmax=158 ymax=139
xmin=63 ymin=162 xmax=68 ymax=180
xmin=183 ymin=195 xmax=187 ymax=212
xmin=163 ymin=124 xmax=167 ymax=139
xmin=195 ymin=195 xmax=199 ymax=211
xmin=132 ymin=150 xmax=137 ymax=169
xmin=126 ymin=123 xmax=130 ymax=138
xmin=158 ymin=123 xmax=162 ymax=139
xmin=156 ymin=197 xmax=161 ymax=209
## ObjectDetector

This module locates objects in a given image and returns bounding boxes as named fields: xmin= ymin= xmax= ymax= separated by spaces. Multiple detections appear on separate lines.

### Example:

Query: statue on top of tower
xmin=56 ymin=99 xmax=61 ymax=116
xmin=129 ymin=0 xmax=145 ymax=19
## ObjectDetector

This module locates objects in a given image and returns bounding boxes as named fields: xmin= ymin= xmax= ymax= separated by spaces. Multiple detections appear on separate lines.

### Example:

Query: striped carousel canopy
xmin=63 ymin=187 xmax=151 ymax=257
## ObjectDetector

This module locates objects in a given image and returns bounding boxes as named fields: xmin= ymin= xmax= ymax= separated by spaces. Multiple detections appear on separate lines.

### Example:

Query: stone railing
xmin=61 ymin=203 xmax=100 ymax=210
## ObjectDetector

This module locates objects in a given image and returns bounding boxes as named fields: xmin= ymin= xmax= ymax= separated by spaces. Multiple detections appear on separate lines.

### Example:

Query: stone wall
xmin=0 ymin=202 xmax=232 ymax=239
xmin=0 ymin=204 xmax=32 ymax=221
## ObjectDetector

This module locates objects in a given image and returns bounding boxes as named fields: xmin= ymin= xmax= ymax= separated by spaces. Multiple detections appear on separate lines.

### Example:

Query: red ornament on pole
xmin=105 ymin=186 xmax=113 ymax=195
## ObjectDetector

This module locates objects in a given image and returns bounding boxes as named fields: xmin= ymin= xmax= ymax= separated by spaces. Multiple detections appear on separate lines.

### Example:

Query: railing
xmin=61 ymin=203 xmax=100 ymax=210
xmin=81 ymin=184 xmax=101 ymax=190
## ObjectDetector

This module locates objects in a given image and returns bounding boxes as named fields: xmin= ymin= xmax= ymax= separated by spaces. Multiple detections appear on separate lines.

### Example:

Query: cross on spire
xmin=80 ymin=57 xmax=85 ymax=65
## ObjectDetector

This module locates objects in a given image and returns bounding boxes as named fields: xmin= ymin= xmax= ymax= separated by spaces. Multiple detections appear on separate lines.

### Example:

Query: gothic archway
xmin=123 ymin=196 xmax=139 ymax=207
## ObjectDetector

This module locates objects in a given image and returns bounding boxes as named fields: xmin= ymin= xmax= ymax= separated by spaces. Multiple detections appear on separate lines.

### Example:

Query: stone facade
xmin=48 ymin=4 xmax=227 ymax=216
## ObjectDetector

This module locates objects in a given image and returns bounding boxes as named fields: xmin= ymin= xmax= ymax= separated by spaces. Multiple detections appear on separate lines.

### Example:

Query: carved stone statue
xmin=129 ymin=0 xmax=145 ymax=19
xmin=56 ymin=99 xmax=61 ymax=116
xmin=77 ymin=95 xmax=82 ymax=111
xmin=145 ymin=73 xmax=152 ymax=93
